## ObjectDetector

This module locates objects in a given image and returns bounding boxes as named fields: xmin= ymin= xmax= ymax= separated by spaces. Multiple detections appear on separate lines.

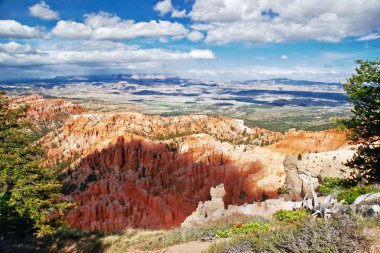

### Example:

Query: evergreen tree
xmin=340 ymin=60 xmax=380 ymax=183
xmin=0 ymin=91 xmax=72 ymax=237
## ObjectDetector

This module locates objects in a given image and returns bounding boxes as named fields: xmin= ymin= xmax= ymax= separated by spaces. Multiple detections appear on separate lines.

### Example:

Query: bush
xmin=215 ymin=222 xmax=270 ymax=238
xmin=318 ymin=177 xmax=358 ymax=196
xmin=319 ymin=177 xmax=346 ymax=195
xmin=337 ymin=186 xmax=379 ymax=204
xmin=273 ymin=208 xmax=310 ymax=223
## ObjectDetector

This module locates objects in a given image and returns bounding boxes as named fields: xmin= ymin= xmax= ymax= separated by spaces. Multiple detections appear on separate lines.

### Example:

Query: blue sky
xmin=0 ymin=0 xmax=379 ymax=81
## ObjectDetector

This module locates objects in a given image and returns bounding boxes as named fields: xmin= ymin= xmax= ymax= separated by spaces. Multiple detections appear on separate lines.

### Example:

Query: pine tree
xmin=0 ymin=91 xmax=72 ymax=237
xmin=340 ymin=60 xmax=380 ymax=183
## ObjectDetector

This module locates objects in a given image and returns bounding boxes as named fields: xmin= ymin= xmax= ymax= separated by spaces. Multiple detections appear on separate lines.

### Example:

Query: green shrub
xmin=318 ymin=177 xmax=357 ymax=196
xmin=215 ymin=229 xmax=229 ymax=238
xmin=273 ymin=208 xmax=310 ymax=223
xmin=337 ymin=186 xmax=379 ymax=204
xmin=216 ymin=221 xmax=269 ymax=238
xmin=319 ymin=177 xmax=346 ymax=195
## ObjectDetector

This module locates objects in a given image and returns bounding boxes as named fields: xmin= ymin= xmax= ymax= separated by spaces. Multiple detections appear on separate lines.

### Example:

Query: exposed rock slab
xmin=283 ymin=146 xmax=355 ymax=200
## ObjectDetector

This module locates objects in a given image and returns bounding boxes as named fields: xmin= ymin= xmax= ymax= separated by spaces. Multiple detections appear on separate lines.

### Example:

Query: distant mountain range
xmin=0 ymin=74 xmax=341 ymax=87
xmin=237 ymin=78 xmax=341 ymax=86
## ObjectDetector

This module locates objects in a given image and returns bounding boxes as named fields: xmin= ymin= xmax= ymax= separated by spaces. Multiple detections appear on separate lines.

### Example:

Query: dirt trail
xmin=126 ymin=240 xmax=222 ymax=253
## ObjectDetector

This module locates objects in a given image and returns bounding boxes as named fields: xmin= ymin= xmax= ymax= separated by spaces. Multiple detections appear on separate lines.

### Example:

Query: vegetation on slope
xmin=206 ymin=215 xmax=372 ymax=253
xmin=10 ymin=213 xmax=375 ymax=253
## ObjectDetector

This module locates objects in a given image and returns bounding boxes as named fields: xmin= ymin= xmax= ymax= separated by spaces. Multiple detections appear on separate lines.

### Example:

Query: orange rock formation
xmin=41 ymin=112 xmax=287 ymax=232
xmin=270 ymin=128 xmax=347 ymax=154
xmin=10 ymin=94 xmax=86 ymax=128
xmin=10 ymin=94 xmax=87 ymax=120
xmin=35 ymin=107 xmax=350 ymax=233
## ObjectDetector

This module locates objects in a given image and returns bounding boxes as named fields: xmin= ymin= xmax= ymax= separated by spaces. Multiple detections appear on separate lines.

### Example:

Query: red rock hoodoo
xmin=63 ymin=136 xmax=274 ymax=232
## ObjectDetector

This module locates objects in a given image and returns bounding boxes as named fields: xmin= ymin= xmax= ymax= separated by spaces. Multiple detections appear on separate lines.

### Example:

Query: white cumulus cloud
xmin=29 ymin=1 xmax=59 ymax=20
xmin=190 ymin=0 xmax=380 ymax=44
xmin=0 ymin=42 xmax=36 ymax=54
xmin=92 ymin=20 xmax=188 ymax=40
xmin=84 ymin=11 xmax=121 ymax=28
xmin=52 ymin=12 xmax=189 ymax=40
xmin=52 ymin=20 xmax=93 ymax=39
xmin=0 ymin=41 xmax=215 ymax=68
xmin=154 ymin=0 xmax=187 ymax=18
xmin=0 ymin=20 xmax=42 ymax=39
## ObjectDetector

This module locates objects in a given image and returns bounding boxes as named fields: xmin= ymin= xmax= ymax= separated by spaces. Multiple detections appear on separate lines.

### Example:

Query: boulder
xmin=357 ymin=205 xmax=380 ymax=217
xmin=353 ymin=192 xmax=380 ymax=206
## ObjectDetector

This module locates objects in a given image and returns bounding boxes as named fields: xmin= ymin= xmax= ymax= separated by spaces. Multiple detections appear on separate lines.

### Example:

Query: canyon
xmin=17 ymin=94 xmax=354 ymax=233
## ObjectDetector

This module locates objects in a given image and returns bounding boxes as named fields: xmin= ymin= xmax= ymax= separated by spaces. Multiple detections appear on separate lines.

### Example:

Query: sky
xmin=0 ymin=0 xmax=379 ymax=82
